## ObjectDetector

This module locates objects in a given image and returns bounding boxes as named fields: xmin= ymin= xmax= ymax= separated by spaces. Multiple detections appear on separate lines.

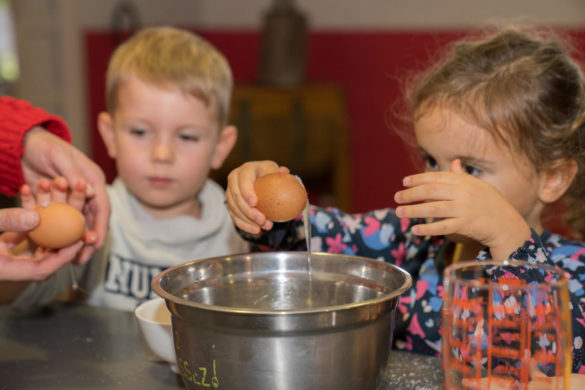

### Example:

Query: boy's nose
xmin=152 ymin=142 xmax=174 ymax=162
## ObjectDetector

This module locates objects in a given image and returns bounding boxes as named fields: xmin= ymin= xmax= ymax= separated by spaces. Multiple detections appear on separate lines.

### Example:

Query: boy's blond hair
xmin=105 ymin=26 xmax=233 ymax=127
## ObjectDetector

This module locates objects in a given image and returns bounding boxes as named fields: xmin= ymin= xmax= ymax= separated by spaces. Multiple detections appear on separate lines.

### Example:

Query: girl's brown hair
xmin=404 ymin=26 xmax=585 ymax=238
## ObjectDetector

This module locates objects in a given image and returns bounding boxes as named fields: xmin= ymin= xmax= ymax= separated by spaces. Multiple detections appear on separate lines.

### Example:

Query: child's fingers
xmin=402 ymin=171 xmax=462 ymax=188
xmin=227 ymin=171 xmax=266 ymax=225
xmin=236 ymin=161 xmax=284 ymax=207
xmin=450 ymin=158 xmax=465 ymax=174
xmin=231 ymin=215 xmax=262 ymax=235
xmin=395 ymin=201 xmax=457 ymax=220
xmin=51 ymin=176 xmax=69 ymax=192
xmin=225 ymin=190 xmax=263 ymax=233
xmin=228 ymin=167 xmax=258 ymax=208
xmin=409 ymin=217 xmax=458 ymax=236
xmin=35 ymin=178 xmax=52 ymax=206
xmin=261 ymin=220 xmax=273 ymax=230
xmin=19 ymin=185 xmax=35 ymax=209
xmin=50 ymin=177 xmax=68 ymax=203
xmin=395 ymin=182 xmax=458 ymax=205
xmin=68 ymin=179 xmax=87 ymax=211
xmin=82 ymin=230 xmax=97 ymax=244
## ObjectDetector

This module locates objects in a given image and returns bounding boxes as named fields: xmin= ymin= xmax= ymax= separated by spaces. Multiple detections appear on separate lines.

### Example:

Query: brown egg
xmin=254 ymin=172 xmax=308 ymax=222
xmin=28 ymin=203 xmax=86 ymax=249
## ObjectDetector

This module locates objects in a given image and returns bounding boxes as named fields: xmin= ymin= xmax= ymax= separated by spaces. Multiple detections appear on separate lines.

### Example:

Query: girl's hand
xmin=225 ymin=160 xmax=289 ymax=234
xmin=394 ymin=159 xmax=531 ymax=259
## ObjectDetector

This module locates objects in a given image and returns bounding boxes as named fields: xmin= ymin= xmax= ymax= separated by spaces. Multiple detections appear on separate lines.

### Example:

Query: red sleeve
xmin=0 ymin=96 xmax=71 ymax=196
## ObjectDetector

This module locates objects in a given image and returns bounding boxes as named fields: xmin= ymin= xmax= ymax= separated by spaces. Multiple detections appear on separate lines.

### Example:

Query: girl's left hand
xmin=394 ymin=159 xmax=531 ymax=259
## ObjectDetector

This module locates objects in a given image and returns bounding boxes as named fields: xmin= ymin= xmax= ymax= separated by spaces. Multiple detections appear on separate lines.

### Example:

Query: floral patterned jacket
xmin=240 ymin=205 xmax=585 ymax=373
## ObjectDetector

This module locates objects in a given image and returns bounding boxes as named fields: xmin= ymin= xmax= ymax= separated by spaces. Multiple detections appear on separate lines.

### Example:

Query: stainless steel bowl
xmin=152 ymin=251 xmax=412 ymax=390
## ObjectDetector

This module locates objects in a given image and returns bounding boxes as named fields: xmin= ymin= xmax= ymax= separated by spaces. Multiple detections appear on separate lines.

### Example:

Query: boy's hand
xmin=225 ymin=160 xmax=289 ymax=234
xmin=394 ymin=159 xmax=531 ymax=259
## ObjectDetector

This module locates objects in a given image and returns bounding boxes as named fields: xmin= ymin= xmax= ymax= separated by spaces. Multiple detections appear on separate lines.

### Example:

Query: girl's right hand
xmin=394 ymin=159 xmax=532 ymax=259
xmin=225 ymin=160 xmax=289 ymax=234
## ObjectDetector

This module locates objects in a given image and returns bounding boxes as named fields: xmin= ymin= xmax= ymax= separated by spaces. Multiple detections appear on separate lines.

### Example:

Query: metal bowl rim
xmin=151 ymin=251 xmax=413 ymax=315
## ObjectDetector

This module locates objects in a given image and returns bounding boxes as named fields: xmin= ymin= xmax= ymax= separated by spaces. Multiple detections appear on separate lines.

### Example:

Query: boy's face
xmin=98 ymin=77 xmax=236 ymax=219
xmin=414 ymin=105 xmax=546 ymax=229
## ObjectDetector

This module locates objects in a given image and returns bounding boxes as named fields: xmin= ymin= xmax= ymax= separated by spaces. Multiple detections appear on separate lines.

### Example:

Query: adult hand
xmin=0 ymin=207 xmax=39 ymax=232
xmin=394 ymin=159 xmax=532 ymax=259
xmin=0 ymin=234 xmax=83 ymax=281
xmin=21 ymin=128 xmax=110 ymax=263
xmin=225 ymin=160 xmax=288 ymax=234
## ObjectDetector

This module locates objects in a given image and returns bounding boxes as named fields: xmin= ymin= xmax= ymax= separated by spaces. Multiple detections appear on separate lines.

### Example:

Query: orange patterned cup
xmin=442 ymin=260 xmax=572 ymax=389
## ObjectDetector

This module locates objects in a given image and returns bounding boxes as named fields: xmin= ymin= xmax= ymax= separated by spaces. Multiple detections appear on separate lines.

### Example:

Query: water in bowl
xmin=177 ymin=270 xmax=387 ymax=310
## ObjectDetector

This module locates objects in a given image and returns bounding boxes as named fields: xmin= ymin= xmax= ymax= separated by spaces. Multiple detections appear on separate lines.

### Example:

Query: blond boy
xmin=11 ymin=27 xmax=249 ymax=311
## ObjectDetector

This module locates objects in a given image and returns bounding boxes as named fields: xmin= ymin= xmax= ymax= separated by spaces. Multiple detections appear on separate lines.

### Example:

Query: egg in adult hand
xmin=28 ymin=203 xmax=86 ymax=249
xmin=254 ymin=172 xmax=308 ymax=222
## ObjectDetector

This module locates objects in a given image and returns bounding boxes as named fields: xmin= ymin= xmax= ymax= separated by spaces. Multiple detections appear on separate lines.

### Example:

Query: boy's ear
xmin=97 ymin=112 xmax=117 ymax=159
xmin=210 ymin=125 xmax=237 ymax=169
xmin=539 ymin=159 xmax=578 ymax=203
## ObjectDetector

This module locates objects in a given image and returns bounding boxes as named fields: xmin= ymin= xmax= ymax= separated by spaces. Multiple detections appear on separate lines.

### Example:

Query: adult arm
xmin=0 ymin=96 xmax=71 ymax=195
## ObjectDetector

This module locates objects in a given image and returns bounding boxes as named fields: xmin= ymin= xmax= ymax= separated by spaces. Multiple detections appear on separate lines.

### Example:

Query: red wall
xmin=84 ymin=28 xmax=585 ymax=220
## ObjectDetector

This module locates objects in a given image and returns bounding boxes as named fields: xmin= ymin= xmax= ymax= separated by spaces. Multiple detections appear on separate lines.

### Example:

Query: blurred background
xmin=5 ymin=0 xmax=585 ymax=221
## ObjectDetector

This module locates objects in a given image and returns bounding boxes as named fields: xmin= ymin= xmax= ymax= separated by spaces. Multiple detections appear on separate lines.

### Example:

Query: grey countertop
xmin=0 ymin=303 xmax=443 ymax=389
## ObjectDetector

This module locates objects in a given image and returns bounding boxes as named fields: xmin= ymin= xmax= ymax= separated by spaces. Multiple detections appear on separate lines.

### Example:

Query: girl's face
xmin=99 ymin=77 xmax=232 ymax=219
xmin=414 ymin=105 xmax=546 ymax=230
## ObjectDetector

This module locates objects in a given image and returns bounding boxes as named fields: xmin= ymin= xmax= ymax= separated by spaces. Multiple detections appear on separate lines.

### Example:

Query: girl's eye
xmin=423 ymin=156 xmax=439 ymax=171
xmin=464 ymin=164 xmax=482 ymax=177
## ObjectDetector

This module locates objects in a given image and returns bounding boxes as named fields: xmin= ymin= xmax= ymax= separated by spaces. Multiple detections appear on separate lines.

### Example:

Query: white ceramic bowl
xmin=134 ymin=297 xmax=177 ymax=373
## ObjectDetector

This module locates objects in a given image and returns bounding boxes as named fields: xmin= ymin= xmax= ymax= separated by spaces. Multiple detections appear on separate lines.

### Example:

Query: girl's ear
xmin=539 ymin=160 xmax=578 ymax=203
xmin=97 ymin=112 xmax=117 ymax=159
xmin=210 ymin=125 xmax=238 ymax=170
